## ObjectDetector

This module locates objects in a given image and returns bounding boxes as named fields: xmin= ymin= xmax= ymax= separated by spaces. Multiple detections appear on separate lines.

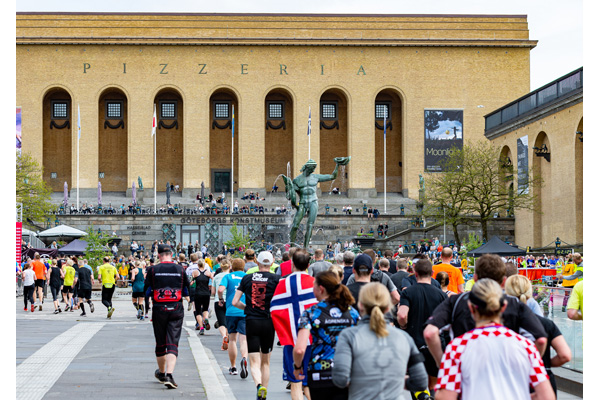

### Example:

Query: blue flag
xmin=232 ymin=105 xmax=235 ymax=138
xmin=384 ymin=110 xmax=386 ymax=138
xmin=307 ymin=107 xmax=311 ymax=136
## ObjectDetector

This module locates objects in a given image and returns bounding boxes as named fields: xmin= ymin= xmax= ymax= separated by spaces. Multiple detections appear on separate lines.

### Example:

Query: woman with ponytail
xmin=435 ymin=279 xmax=555 ymax=400
xmin=332 ymin=282 xmax=428 ymax=400
xmin=292 ymin=271 xmax=360 ymax=400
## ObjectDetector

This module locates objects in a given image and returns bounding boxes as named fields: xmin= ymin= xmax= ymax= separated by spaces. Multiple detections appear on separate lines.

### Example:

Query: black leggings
xmin=23 ymin=285 xmax=35 ymax=307
xmin=50 ymin=285 xmax=61 ymax=301
xmin=101 ymin=286 xmax=115 ymax=309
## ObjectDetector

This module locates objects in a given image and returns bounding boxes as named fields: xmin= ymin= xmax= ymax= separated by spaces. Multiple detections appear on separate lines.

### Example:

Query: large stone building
xmin=17 ymin=12 xmax=537 ymax=201
xmin=485 ymin=67 xmax=583 ymax=249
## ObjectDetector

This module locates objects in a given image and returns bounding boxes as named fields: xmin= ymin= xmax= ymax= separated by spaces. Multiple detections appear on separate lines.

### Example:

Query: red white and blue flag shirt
xmin=270 ymin=272 xmax=318 ymax=346
xmin=435 ymin=324 xmax=549 ymax=400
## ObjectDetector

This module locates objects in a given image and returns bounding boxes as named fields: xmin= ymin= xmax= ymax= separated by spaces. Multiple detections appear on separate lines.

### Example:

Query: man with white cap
xmin=233 ymin=250 xmax=281 ymax=400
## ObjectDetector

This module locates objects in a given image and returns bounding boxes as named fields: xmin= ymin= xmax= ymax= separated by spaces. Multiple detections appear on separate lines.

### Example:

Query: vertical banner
xmin=16 ymin=107 xmax=22 ymax=154
xmin=16 ymin=222 xmax=22 ymax=264
xmin=424 ymin=109 xmax=463 ymax=172
xmin=517 ymin=135 xmax=529 ymax=194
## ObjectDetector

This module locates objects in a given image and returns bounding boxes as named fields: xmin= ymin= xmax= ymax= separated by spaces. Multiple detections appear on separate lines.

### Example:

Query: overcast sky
xmin=15 ymin=0 xmax=583 ymax=91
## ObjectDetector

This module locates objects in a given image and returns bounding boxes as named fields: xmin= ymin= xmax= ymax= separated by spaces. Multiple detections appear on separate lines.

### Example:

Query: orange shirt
xmin=432 ymin=263 xmax=465 ymax=293
xmin=31 ymin=260 xmax=46 ymax=280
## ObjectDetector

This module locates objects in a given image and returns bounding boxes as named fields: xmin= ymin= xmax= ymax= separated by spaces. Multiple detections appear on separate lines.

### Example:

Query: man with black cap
xmin=346 ymin=254 xmax=374 ymax=308
xmin=144 ymin=244 xmax=190 ymax=389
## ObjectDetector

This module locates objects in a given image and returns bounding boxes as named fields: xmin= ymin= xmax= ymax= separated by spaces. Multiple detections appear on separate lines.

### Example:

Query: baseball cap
xmin=353 ymin=254 xmax=373 ymax=272
xmin=157 ymin=244 xmax=173 ymax=254
xmin=257 ymin=251 xmax=274 ymax=266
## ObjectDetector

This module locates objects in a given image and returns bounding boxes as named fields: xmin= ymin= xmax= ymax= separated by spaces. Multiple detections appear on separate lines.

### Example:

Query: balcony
xmin=485 ymin=67 xmax=583 ymax=134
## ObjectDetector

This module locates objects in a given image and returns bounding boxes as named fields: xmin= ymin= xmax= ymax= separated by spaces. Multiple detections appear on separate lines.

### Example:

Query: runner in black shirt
xmin=232 ymin=256 xmax=280 ymax=400
xmin=423 ymin=254 xmax=548 ymax=367
xmin=76 ymin=260 xmax=95 ymax=316
xmin=397 ymin=259 xmax=447 ymax=393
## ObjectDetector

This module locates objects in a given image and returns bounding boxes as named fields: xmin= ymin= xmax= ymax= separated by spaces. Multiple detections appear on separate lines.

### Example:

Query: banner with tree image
xmin=424 ymin=109 xmax=463 ymax=172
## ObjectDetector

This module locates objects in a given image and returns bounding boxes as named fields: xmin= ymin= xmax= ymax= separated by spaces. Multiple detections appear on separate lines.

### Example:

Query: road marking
xmin=184 ymin=326 xmax=236 ymax=400
xmin=16 ymin=322 xmax=105 ymax=400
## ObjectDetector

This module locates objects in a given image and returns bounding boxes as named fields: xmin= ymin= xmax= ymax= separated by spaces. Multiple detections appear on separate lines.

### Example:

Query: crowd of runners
xmin=17 ymin=244 xmax=583 ymax=400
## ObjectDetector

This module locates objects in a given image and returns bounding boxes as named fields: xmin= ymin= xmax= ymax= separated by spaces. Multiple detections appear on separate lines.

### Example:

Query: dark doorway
xmin=212 ymin=170 xmax=231 ymax=193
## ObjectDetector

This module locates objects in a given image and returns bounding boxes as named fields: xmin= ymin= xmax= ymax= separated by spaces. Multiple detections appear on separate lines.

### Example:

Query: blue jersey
xmin=298 ymin=300 xmax=360 ymax=374
xmin=220 ymin=271 xmax=246 ymax=317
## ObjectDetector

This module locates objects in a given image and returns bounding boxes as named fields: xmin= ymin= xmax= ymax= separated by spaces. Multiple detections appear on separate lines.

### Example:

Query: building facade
xmin=17 ymin=12 xmax=537 ymax=200
xmin=485 ymin=68 xmax=583 ymax=248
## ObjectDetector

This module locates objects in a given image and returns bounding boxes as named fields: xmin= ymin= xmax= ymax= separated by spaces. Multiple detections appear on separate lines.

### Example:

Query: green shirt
xmin=567 ymin=280 xmax=583 ymax=317
xmin=245 ymin=263 xmax=279 ymax=274
xmin=63 ymin=266 xmax=76 ymax=287
xmin=98 ymin=263 xmax=118 ymax=288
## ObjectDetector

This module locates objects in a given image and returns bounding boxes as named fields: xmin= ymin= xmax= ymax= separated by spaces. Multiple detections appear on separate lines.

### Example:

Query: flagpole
xmin=308 ymin=106 xmax=311 ymax=160
xmin=384 ymin=111 xmax=387 ymax=214
xmin=153 ymin=104 xmax=157 ymax=214
xmin=77 ymin=104 xmax=80 ymax=210
xmin=231 ymin=105 xmax=235 ymax=209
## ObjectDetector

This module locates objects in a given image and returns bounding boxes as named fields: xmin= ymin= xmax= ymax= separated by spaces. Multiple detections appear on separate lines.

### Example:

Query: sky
xmin=14 ymin=0 xmax=583 ymax=91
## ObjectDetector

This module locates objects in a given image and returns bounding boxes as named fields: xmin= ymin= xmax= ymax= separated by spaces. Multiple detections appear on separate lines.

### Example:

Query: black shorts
xmin=420 ymin=347 xmax=439 ymax=377
xmin=50 ymin=285 xmax=61 ymax=301
xmin=62 ymin=285 xmax=73 ymax=294
xmin=214 ymin=301 xmax=227 ymax=327
xmin=132 ymin=291 xmax=145 ymax=298
xmin=194 ymin=295 xmax=211 ymax=314
xmin=152 ymin=302 xmax=184 ymax=357
xmin=246 ymin=318 xmax=275 ymax=354
xmin=79 ymin=289 xmax=92 ymax=300
xmin=35 ymin=279 xmax=45 ymax=288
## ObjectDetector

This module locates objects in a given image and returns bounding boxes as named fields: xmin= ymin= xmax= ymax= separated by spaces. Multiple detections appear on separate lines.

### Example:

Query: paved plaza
xmin=16 ymin=289 xmax=582 ymax=399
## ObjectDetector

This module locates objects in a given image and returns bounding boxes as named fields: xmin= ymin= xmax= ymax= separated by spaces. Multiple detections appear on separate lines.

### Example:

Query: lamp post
xmin=443 ymin=205 xmax=446 ymax=245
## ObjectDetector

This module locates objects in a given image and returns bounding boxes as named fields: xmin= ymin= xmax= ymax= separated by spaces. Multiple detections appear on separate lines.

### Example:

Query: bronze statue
xmin=283 ymin=157 xmax=350 ymax=248
xmin=138 ymin=176 xmax=143 ymax=191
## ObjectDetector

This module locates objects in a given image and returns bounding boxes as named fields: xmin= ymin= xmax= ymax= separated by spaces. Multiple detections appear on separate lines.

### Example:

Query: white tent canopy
xmin=37 ymin=224 xmax=88 ymax=238
xmin=22 ymin=228 xmax=37 ymax=237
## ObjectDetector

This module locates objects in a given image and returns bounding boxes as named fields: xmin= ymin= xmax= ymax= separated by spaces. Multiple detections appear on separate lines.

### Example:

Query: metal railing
xmin=485 ymin=67 xmax=583 ymax=133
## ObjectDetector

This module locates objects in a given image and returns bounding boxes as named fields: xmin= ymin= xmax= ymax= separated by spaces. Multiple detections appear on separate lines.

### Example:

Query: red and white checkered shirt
xmin=435 ymin=323 xmax=548 ymax=400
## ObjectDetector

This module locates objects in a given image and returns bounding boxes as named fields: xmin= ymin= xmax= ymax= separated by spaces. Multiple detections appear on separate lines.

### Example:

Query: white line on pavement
xmin=184 ymin=326 xmax=236 ymax=400
xmin=16 ymin=322 xmax=106 ymax=400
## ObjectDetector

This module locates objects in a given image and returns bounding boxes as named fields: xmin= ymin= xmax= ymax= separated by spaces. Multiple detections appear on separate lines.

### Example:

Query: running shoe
xmin=90 ymin=303 xmax=95 ymax=313
xmin=203 ymin=319 xmax=211 ymax=331
xmin=39 ymin=304 xmax=42 ymax=311
xmin=58 ymin=308 xmax=62 ymax=313
xmin=31 ymin=305 xmax=34 ymax=312
xmin=229 ymin=367 xmax=238 ymax=375
xmin=256 ymin=384 xmax=267 ymax=400
xmin=80 ymin=312 xmax=87 ymax=317
xmin=24 ymin=307 xmax=27 ymax=311
xmin=214 ymin=321 xmax=220 ymax=329
xmin=221 ymin=337 xmax=229 ymax=351
xmin=163 ymin=374 xmax=177 ymax=389
xmin=188 ymin=302 xmax=193 ymax=311
xmin=286 ymin=382 xmax=291 ymax=390
xmin=65 ymin=305 xmax=70 ymax=312
xmin=155 ymin=369 xmax=166 ymax=383
xmin=107 ymin=307 xmax=115 ymax=319
xmin=70 ymin=308 xmax=74 ymax=312
xmin=240 ymin=357 xmax=248 ymax=379
xmin=199 ymin=328 xmax=205 ymax=336
xmin=54 ymin=310 xmax=59 ymax=314
xmin=196 ymin=323 xmax=200 ymax=330
xmin=145 ymin=314 xmax=149 ymax=319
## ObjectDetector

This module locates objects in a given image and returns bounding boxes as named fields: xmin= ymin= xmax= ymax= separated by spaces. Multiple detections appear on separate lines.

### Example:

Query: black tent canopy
xmin=467 ymin=236 xmax=526 ymax=257
xmin=58 ymin=239 xmax=88 ymax=256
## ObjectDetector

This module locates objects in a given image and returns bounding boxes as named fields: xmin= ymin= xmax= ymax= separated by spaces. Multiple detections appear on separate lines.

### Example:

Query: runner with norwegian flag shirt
xmin=270 ymin=248 xmax=318 ymax=399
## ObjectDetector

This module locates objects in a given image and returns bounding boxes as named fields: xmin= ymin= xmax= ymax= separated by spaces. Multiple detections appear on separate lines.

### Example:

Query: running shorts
xmin=62 ymin=285 xmax=73 ymax=294
xmin=214 ymin=301 xmax=227 ymax=327
xmin=35 ymin=279 xmax=45 ymax=288
xmin=50 ymin=285 xmax=61 ymax=301
xmin=282 ymin=344 xmax=310 ymax=385
xmin=194 ymin=295 xmax=210 ymax=314
xmin=152 ymin=302 xmax=184 ymax=357
xmin=226 ymin=316 xmax=246 ymax=335
xmin=132 ymin=291 xmax=145 ymax=298
xmin=79 ymin=289 xmax=92 ymax=300
xmin=246 ymin=318 xmax=275 ymax=354
xmin=419 ymin=347 xmax=439 ymax=377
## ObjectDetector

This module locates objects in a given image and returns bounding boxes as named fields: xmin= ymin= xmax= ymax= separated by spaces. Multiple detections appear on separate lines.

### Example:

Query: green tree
xmin=224 ymin=222 xmax=254 ymax=258
xmin=84 ymin=225 xmax=112 ymax=272
xmin=16 ymin=151 xmax=55 ymax=225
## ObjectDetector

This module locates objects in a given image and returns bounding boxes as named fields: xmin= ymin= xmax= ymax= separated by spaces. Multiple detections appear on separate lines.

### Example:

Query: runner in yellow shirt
xmin=98 ymin=256 xmax=119 ymax=318
xmin=567 ymin=280 xmax=583 ymax=320
xmin=62 ymin=260 xmax=77 ymax=312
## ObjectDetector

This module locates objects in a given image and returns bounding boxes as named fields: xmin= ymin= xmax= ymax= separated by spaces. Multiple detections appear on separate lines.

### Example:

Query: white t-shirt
xmin=23 ymin=269 xmax=36 ymax=286
xmin=435 ymin=324 xmax=548 ymax=400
